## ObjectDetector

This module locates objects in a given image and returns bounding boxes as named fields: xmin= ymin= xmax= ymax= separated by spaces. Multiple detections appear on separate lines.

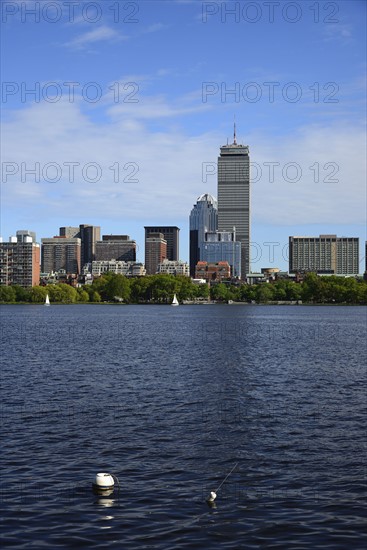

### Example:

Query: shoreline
xmin=0 ymin=302 xmax=365 ymax=307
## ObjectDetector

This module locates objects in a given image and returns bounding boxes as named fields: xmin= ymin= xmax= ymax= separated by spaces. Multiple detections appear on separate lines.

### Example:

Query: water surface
xmin=1 ymin=305 xmax=366 ymax=548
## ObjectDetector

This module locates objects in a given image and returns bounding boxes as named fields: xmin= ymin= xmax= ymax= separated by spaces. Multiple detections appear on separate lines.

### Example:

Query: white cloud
xmin=1 ymin=99 xmax=365 ymax=234
xmin=323 ymin=24 xmax=353 ymax=43
xmin=65 ymin=26 xmax=125 ymax=49
xmin=107 ymin=93 xmax=211 ymax=119
xmin=143 ymin=23 xmax=168 ymax=33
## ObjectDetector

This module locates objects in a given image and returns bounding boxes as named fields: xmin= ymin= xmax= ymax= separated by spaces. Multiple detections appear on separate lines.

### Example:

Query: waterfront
xmin=0 ymin=305 xmax=366 ymax=548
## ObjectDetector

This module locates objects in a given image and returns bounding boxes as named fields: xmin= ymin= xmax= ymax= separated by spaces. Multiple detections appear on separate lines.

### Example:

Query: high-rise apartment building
xmin=189 ymin=194 xmax=218 ymax=277
xmin=145 ymin=233 xmax=167 ymax=275
xmin=41 ymin=236 xmax=81 ymax=274
xmin=144 ymin=226 xmax=179 ymax=261
xmin=201 ymin=230 xmax=241 ymax=278
xmin=0 ymin=235 xmax=40 ymax=287
xmin=95 ymin=235 xmax=136 ymax=262
xmin=217 ymin=125 xmax=250 ymax=277
xmin=289 ymin=235 xmax=359 ymax=275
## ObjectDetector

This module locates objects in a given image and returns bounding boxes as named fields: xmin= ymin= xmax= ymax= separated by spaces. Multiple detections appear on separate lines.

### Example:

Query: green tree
xmin=91 ymin=290 xmax=101 ymax=302
xmin=193 ymin=282 xmax=210 ymax=300
xmin=175 ymin=275 xmax=195 ymax=301
xmin=357 ymin=281 xmax=367 ymax=304
xmin=150 ymin=274 xmax=176 ymax=303
xmin=29 ymin=286 xmax=48 ymax=302
xmin=48 ymin=284 xmax=77 ymax=303
xmin=210 ymin=283 xmax=229 ymax=301
xmin=238 ymin=284 xmax=256 ymax=302
xmin=104 ymin=274 xmax=131 ymax=302
xmin=272 ymin=282 xmax=287 ymax=301
xmin=255 ymin=283 xmax=274 ymax=303
xmin=301 ymin=273 xmax=326 ymax=303
xmin=90 ymin=275 xmax=109 ymax=300
xmin=341 ymin=277 xmax=359 ymax=304
xmin=12 ymin=285 xmax=31 ymax=302
xmin=130 ymin=276 xmax=153 ymax=302
xmin=77 ymin=288 xmax=89 ymax=302
xmin=0 ymin=286 xmax=16 ymax=303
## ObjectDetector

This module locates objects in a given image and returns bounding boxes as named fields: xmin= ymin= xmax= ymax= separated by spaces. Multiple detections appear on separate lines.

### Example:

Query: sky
xmin=1 ymin=0 xmax=366 ymax=272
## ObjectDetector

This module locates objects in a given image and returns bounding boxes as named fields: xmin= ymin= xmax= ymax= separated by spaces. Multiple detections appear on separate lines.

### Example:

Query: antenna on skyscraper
xmin=233 ymin=115 xmax=237 ymax=145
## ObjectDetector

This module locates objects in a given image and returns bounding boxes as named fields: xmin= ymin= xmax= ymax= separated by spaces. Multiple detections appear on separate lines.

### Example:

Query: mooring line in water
xmin=206 ymin=461 xmax=239 ymax=503
xmin=215 ymin=462 xmax=238 ymax=493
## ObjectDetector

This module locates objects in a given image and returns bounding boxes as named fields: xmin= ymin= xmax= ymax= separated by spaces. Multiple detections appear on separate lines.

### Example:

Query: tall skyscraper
xmin=289 ymin=235 xmax=359 ymax=275
xmin=145 ymin=233 xmax=167 ymax=275
xmin=189 ymin=194 xmax=218 ymax=277
xmin=217 ymin=124 xmax=250 ymax=277
xmin=144 ymin=226 xmax=179 ymax=261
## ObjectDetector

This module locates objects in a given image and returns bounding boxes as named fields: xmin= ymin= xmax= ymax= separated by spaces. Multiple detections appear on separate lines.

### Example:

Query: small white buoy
xmin=206 ymin=491 xmax=217 ymax=503
xmin=93 ymin=473 xmax=115 ymax=491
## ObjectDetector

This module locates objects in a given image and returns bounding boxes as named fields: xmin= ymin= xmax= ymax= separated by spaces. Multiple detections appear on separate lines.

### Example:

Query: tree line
xmin=0 ymin=272 xmax=366 ymax=304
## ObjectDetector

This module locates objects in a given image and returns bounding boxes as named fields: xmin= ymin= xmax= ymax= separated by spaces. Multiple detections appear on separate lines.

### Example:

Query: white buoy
xmin=93 ymin=473 xmax=115 ymax=491
xmin=206 ymin=491 xmax=217 ymax=503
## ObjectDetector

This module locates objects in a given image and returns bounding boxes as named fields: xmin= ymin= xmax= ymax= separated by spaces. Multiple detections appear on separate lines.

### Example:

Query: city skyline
xmin=1 ymin=222 xmax=364 ymax=276
xmin=1 ymin=1 xmax=366 ymax=271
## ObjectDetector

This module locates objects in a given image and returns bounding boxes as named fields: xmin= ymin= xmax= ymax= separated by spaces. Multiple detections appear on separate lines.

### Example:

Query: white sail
xmin=45 ymin=294 xmax=50 ymax=306
xmin=171 ymin=293 xmax=179 ymax=306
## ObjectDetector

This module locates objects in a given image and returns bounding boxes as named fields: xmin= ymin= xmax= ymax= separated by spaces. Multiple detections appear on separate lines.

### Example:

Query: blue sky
xmin=1 ymin=0 xmax=366 ymax=271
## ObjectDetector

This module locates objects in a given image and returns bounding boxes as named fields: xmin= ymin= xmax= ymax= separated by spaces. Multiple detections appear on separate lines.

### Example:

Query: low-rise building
xmin=195 ymin=261 xmax=231 ymax=282
xmin=157 ymin=259 xmax=189 ymax=276
xmin=85 ymin=260 xmax=146 ymax=277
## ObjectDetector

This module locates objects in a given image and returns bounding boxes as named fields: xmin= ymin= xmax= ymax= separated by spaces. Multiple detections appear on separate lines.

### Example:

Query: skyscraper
xmin=189 ymin=194 xmax=218 ymax=277
xmin=144 ymin=226 xmax=179 ymax=261
xmin=217 ymin=124 xmax=250 ymax=277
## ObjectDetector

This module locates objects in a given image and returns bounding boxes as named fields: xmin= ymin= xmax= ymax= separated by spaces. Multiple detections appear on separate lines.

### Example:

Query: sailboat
xmin=171 ymin=294 xmax=179 ymax=306
xmin=45 ymin=294 xmax=50 ymax=306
